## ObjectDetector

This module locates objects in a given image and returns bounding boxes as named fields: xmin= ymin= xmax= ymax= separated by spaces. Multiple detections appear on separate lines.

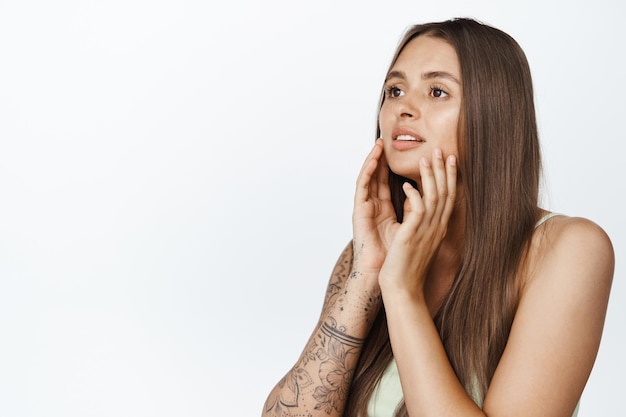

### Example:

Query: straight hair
xmin=344 ymin=18 xmax=541 ymax=416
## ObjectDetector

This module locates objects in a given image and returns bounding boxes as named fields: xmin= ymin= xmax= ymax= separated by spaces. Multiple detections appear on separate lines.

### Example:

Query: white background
xmin=0 ymin=0 xmax=624 ymax=416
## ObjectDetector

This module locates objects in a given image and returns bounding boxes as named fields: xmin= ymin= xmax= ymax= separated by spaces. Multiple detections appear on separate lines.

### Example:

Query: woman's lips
xmin=392 ymin=138 xmax=425 ymax=151
xmin=391 ymin=128 xmax=425 ymax=151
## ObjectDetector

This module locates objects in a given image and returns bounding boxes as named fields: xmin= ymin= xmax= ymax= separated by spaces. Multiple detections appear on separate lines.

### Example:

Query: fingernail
xmin=421 ymin=157 xmax=430 ymax=167
xmin=434 ymin=148 xmax=442 ymax=159
xmin=449 ymin=155 xmax=457 ymax=166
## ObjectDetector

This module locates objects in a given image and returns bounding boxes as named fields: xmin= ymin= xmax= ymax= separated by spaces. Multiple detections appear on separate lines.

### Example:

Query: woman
xmin=262 ymin=18 xmax=614 ymax=417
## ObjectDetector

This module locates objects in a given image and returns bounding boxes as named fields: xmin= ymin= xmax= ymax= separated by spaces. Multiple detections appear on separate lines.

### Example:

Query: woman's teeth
xmin=396 ymin=134 xmax=421 ymax=141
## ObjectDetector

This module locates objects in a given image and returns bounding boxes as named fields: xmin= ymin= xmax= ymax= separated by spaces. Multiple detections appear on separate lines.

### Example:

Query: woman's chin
xmin=388 ymin=164 xmax=420 ymax=183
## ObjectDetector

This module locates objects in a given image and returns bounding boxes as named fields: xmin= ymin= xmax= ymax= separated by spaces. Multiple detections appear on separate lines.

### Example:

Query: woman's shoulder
xmin=488 ymin=215 xmax=613 ymax=415
xmin=525 ymin=213 xmax=614 ymax=291
xmin=534 ymin=213 xmax=613 ymax=256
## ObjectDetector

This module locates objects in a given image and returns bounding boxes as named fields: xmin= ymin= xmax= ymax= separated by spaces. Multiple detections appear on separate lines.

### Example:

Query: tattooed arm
xmin=263 ymin=140 xmax=401 ymax=416
xmin=262 ymin=241 xmax=382 ymax=417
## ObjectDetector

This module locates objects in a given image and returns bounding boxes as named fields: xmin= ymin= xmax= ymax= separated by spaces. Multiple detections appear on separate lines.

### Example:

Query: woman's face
xmin=379 ymin=35 xmax=462 ymax=183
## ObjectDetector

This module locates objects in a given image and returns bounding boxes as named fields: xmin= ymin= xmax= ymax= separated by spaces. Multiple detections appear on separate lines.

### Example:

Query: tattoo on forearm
xmin=263 ymin=367 xmax=313 ymax=416
xmin=310 ymin=317 xmax=364 ymax=414
xmin=352 ymin=241 xmax=364 ymax=264
xmin=265 ymin=244 xmax=376 ymax=417
xmin=363 ymin=293 xmax=381 ymax=315
xmin=336 ymin=285 xmax=382 ymax=325
xmin=320 ymin=321 xmax=364 ymax=349
xmin=265 ymin=317 xmax=365 ymax=416
xmin=348 ymin=270 xmax=361 ymax=280
xmin=323 ymin=244 xmax=353 ymax=309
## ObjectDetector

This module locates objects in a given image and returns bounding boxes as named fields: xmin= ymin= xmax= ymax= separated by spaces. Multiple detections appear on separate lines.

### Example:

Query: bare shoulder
xmin=542 ymin=215 xmax=612 ymax=249
xmin=527 ymin=215 xmax=614 ymax=290
xmin=485 ymin=216 xmax=614 ymax=415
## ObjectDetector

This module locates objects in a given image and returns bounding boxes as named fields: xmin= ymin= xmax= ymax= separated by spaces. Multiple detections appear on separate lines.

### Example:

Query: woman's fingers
xmin=402 ymin=182 xmax=425 ymax=226
xmin=417 ymin=153 xmax=438 ymax=222
xmin=355 ymin=139 xmax=383 ymax=204
xmin=432 ymin=148 xmax=449 ymax=216
xmin=376 ymin=150 xmax=391 ymax=201
xmin=441 ymin=154 xmax=457 ymax=223
xmin=405 ymin=148 xmax=456 ymax=229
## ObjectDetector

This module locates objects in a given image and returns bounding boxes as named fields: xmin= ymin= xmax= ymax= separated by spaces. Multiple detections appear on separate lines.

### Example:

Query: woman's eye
xmin=387 ymin=86 xmax=404 ymax=98
xmin=431 ymin=87 xmax=448 ymax=98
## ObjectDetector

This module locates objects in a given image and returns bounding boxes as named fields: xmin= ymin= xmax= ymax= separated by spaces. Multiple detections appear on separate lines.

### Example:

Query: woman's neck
xmin=423 ymin=195 xmax=466 ymax=316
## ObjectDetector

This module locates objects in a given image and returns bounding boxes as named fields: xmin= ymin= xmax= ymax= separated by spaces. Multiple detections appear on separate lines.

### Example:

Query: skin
xmin=374 ymin=35 xmax=464 ymax=315
xmin=379 ymin=35 xmax=461 ymax=190
xmin=262 ymin=35 xmax=614 ymax=417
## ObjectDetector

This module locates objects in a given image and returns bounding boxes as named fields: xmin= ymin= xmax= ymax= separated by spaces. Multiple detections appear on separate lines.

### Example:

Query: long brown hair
xmin=344 ymin=18 xmax=541 ymax=416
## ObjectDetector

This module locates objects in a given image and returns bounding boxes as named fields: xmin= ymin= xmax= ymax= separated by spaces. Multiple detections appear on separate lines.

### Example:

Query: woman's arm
xmin=383 ymin=216 xmax=614 ymax=416
xmin=262 ymin=241 xmax=382 ymax=417
xmin=263 ymin=139 xmax=400 ymax=416
xmin=482 ymin=217 xmax=613 ymax=416
xmin=378 ymin=149 xmax=613 ymax=416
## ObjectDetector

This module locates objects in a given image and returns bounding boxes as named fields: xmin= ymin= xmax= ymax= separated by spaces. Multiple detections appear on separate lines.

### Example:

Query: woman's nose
xmin=394 ymin=97 xmax=420 ymax=119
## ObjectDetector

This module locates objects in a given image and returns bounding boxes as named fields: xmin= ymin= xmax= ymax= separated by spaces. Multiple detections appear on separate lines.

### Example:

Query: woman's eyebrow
xmin=385 ymin=69 xmax=460 ymax=85
xmin=422 ymin=71 xmax=460 ymax=84
xmin=385 ymin=70 xmax=406 ymax=82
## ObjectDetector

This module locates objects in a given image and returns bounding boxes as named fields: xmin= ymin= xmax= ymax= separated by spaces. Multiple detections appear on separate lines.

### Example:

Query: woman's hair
xmin=344 ymin=18 xmax=541 ymax=416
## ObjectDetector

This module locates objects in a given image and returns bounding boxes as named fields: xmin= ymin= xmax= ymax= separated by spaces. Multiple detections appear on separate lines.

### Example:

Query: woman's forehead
xmin=391 ymin=36 xmax=461 ymax=80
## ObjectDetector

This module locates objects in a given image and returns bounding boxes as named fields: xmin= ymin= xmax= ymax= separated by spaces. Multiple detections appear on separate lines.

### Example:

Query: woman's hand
xmin=351 ymin=139 xmax=400 ymax=276
xmin=378 ymin=148 xmax=457 ymax=297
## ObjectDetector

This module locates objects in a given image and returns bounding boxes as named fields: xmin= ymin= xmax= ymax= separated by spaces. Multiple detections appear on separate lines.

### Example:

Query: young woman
xmin=262 ymin=18 xmax=614 ymax=417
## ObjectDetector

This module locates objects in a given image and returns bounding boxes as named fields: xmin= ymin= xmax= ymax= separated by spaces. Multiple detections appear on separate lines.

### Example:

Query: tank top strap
xmin=535 ymin=212 xmax=563 ymax=228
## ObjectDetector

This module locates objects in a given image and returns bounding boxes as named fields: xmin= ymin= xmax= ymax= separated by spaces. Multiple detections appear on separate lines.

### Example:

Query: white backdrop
xmin=0 ymin=0 xmax=624 ymax=416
